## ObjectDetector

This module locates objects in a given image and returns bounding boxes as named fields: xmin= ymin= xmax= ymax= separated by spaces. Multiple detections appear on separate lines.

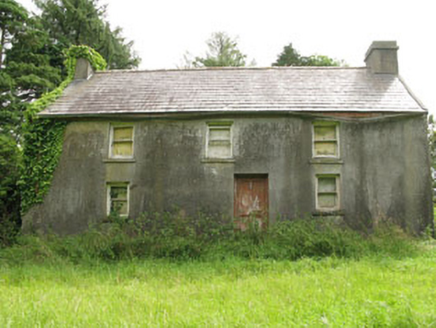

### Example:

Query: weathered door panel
xmin=234 ymin=175 xmax=268 ymax=230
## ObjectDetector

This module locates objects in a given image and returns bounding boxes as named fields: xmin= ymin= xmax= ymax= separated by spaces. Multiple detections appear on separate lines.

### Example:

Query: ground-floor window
xmin=107 ymin=183 xmax=129 ymax=216
xmin=316 ymin=175 xmax=340 ymax=211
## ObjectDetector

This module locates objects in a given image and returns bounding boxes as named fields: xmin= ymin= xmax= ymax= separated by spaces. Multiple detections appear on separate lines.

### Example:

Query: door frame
xmin=233 ymin=174 xmax=269 ymax=228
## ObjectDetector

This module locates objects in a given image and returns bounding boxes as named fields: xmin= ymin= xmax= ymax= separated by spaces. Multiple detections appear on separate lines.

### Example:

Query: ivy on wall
xmin=20 ymin=46 xmax=107 ymax=214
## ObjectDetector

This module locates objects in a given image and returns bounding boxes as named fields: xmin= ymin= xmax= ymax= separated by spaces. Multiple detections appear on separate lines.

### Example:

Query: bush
xmin=0 ymin=133 xmax=21 ymax=247
xmin=0 ymin=211 xmax=422 ymax=265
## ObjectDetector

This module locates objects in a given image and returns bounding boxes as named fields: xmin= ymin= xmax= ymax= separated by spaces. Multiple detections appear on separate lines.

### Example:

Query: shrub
xmin=0 ymin=212 xmax=421 ymax=265
xmin=0 ymin=133 xmax=21 ymax=247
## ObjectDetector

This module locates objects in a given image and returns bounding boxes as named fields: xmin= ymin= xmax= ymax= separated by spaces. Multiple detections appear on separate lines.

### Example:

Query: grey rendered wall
xmin=340 ymin=115 xmax=433 ymax=232
xmin=22 ymin=114 xmax=433 ymax=234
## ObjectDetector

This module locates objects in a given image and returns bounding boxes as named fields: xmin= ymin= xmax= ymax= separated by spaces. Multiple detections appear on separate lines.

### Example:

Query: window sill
xmin=310 ymin=158 xmax=343 ymax=165
xmin=201 ymin=158 xmax=235 ymax=164
xmin=103 ymin=158 xmax=136 ymax=163
xmin=312 ymin=210 xmax=344 ymax=217
xmin=312 ymin=211 xmax=345 ymax=225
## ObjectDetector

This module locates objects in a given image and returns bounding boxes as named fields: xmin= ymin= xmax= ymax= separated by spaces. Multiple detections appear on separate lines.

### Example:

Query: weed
xmin=0 ymin=212 xmax=421 ymax=264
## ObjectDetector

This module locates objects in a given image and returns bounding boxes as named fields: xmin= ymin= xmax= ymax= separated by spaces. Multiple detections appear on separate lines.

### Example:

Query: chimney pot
xmin=364 ymin=41 xmax=399 ymax=74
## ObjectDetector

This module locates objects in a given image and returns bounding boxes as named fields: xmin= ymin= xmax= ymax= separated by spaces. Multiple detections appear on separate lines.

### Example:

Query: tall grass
xmin=1 ymin=213 xmax=434 ymax=327
xmin=0 ymin=212 xmax=421 ymax=265
xmin=1 ymin=254 xmax=436 ymax=327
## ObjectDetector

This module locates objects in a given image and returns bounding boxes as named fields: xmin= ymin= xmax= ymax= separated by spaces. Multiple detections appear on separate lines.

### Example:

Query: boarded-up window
xmin=313 ymin=123 xmax=338 ymax=157
xmin=207 ymin=122 xmax=232 ymax=158
xmin=110 ymin=125 xmax=134 ymax=158
xmin=316 ymin=176 xmax=340 ymax=211
xmin=107 ymin=183 xmax=129 ymax=216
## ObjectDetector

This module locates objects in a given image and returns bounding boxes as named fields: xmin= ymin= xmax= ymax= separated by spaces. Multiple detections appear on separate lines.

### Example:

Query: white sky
xmin=18 ymin=0 xmax=436 ymax=115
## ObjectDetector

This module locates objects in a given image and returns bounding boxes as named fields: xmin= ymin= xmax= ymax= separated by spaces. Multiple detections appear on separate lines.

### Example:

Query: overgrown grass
xmin=0 ymin=215 xmax=435 ymax=327
xmin=1 ymin=252 xmax=436 ymax=327
xmin=0 ymin=214 xmax=422 ymax=264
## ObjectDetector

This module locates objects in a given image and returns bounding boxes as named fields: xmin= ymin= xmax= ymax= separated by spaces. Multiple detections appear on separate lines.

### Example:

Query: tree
xmin=35 ymin=0 xmax=140 ymax=69
xmin=0 ymin=2 xmax=62 ymax=243
xmin=271 ymin=43 xmax=301 ymax=67
xmin=192 ymin=32 xmax=247 ymax=67
xmin=2 ymin=16 xmax=62 ymax=139
xmin=0 ymin=0 xmax=28 ymax=68
xmin=272 ymin=43 xmax=342 ymax=67
xmin=0 ymin=132 xmax=21 ymax=246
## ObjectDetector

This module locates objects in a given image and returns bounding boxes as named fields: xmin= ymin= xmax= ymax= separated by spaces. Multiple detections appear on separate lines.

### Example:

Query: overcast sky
xmin=18 ymin=0 xmax=436 ymax=114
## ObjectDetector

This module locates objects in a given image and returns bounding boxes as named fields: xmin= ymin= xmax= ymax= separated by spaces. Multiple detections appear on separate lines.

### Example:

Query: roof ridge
xmin=95 ymin=66 xmax=367 ymax=74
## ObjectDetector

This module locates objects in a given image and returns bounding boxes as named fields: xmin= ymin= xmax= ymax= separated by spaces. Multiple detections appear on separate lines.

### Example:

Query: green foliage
xmin=191 ymin=32 xmax=247 ymax=67
xmin=1 ymin=213 xmax=418 ymax=262
xmin=0 ymin=133 xmax=21 ymax=246
xmin=0 ymin=0 xmax=122 ymax=244
xmin=1 ymin=253 xmax=436 ymax=327
xmin=63 ymin=45 xmax=107 ymax=76
xmin=35 ymin=0 xmax=140 ymax=69
xmin=20 ymin=45 xmax=106 ymax=215
xmin=0 ymin=0 xmax=28 ymax=68
xmin=1 ymin=15 xmax=63 ymax=141
xmin=2 ymin=253 xmax=436 ymax=326
xmin=273 ymin=42 xmax=343 ymax=67
xmin=0 ymin=214 xmax=426 ymax=326
xmin=0 ymin=2 xmax=60 ymax=245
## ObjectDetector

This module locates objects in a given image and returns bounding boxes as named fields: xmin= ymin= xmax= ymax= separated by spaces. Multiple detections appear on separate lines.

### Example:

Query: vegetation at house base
xmin=0 ymin=214 xmax=436 ymax=327
xmin=184 ymin=32 xmax=249 ymax=68
xmin=272 ymin=42 xmax=343 ymax=67
xmin=0 ymin=133 xmax=21 ymax=246
xmin=3 ymin=212 xmax=421 ymax=262
xmin=20 ymin=46 xmax=107 ymax=216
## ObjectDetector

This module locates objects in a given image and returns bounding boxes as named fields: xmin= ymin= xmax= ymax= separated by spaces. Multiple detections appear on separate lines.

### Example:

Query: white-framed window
xmin=109 ymin=124 xmax=134 ymax=159
xmin=206 ymin=122 xmax=233 ymax=159
xmin=107 ymin=183 xmax=129 ymax=216
xmin=313 ymin=122 xmax=339 ymax=158
xmin=316 ymin=175 xmax=340 ymax=211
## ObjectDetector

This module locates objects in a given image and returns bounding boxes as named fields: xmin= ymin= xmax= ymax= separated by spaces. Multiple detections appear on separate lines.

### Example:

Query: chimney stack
xmin=364 ymin=41 xmax=399 ymax=74
xmin=74 ymin=58 xmax=94 ymax=80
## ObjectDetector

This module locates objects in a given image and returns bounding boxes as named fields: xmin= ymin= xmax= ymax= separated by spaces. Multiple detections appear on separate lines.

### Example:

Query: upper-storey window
xmin=206 ymin=122 xmax=233 ymax=159
xmin=109 ymin=124 xmax=134 ymax=158
xmin=313 ymin=122 xmax=339 ymax=158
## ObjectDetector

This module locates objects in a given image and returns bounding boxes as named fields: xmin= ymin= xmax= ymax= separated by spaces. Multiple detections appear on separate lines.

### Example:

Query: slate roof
xmin=40 ymin=66 xmax=426 ymax=117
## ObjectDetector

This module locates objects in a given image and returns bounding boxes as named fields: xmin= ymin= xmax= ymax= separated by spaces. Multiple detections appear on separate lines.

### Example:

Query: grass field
xmin=1 ymin=247 xmax=436 ymax=327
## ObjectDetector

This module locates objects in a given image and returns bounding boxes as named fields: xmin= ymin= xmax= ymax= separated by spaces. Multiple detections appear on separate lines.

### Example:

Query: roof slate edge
xmin=39 ymin=108 xmax=426 ymax=118
xmin=93 ymin=66 xmax=368 ymax=74
xmin=397 ymin=75 xmax=427 ymax=112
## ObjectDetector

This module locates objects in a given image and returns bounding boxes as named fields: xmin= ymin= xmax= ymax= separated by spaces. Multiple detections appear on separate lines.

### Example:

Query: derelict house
xmin=23 ymin=41 xmax=433 ymax=234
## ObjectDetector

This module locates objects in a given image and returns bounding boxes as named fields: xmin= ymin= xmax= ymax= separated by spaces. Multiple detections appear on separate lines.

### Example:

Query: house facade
xmin=23 ymin=41 xmax=434 ymax=234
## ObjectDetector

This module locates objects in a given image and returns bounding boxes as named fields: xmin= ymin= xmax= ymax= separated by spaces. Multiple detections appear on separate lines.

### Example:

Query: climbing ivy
xmin=20 ymin=45 xmax=106 ymax=214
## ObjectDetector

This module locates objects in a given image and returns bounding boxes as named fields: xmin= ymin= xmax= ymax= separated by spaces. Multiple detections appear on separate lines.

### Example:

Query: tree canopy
xmin=191 ymin=32 xmax=247 ymax=67
xmin=272 ymin=43 xmax=342 ymax=67
xmin=0 ymin=0 xmax=28 ymax=68
xmin=35 ymin=0 xmax=140 ymax=69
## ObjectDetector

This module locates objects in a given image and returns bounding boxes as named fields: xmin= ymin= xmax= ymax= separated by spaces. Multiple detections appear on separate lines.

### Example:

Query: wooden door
xmin=234 ymin=175 xmax=268 ymax=230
